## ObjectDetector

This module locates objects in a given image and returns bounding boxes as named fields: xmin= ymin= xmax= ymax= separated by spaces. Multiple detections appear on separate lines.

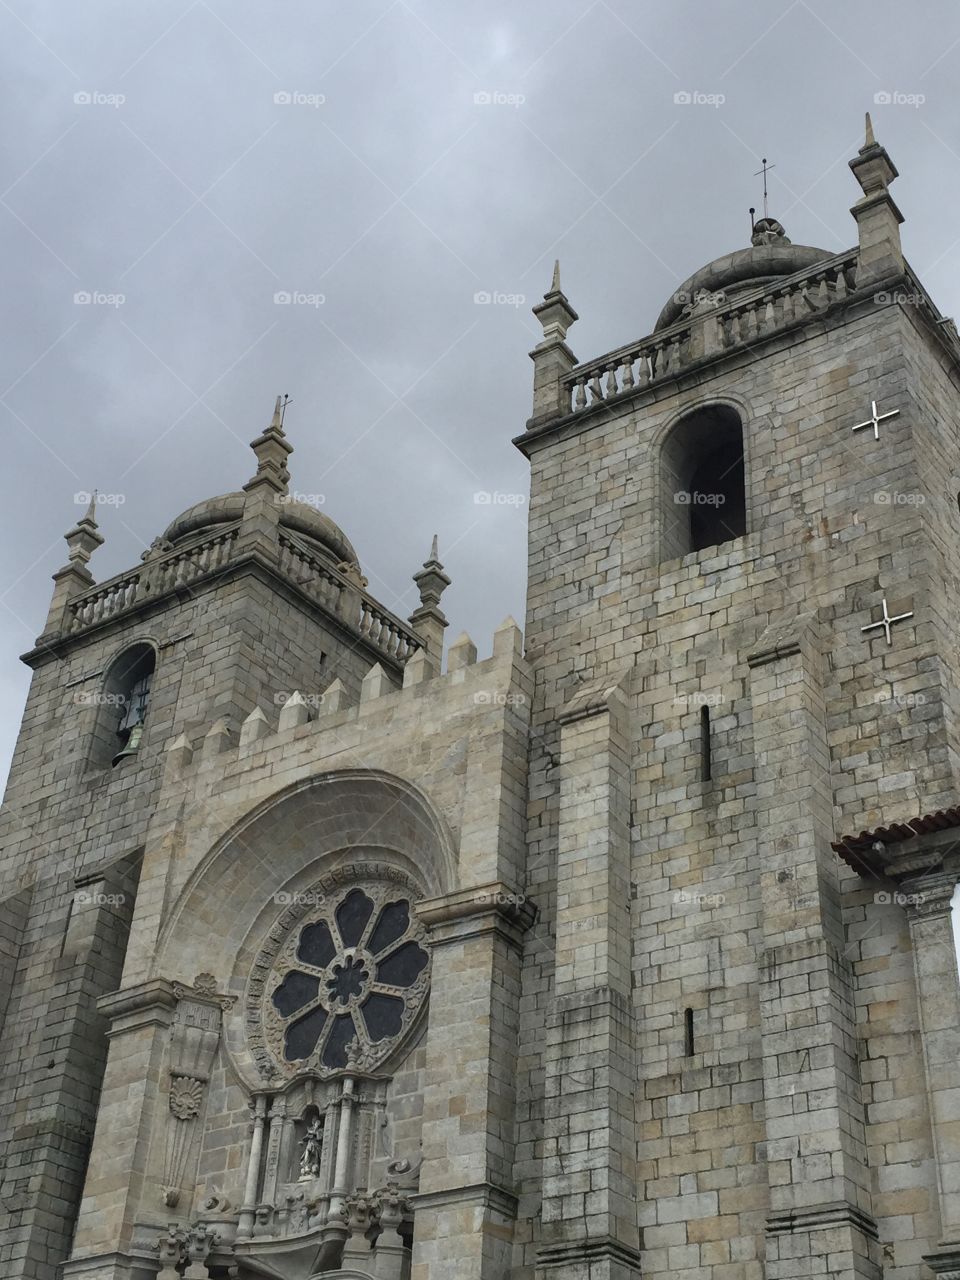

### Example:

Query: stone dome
xmin=654 ymin=219 xmax=835 ymax=331
xmin=161 ymin=491 xmax=360 ymax=568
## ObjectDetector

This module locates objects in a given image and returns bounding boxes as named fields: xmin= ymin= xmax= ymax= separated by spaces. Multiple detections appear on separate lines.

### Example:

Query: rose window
xmin=262 ymin=885 xmax=430 ymax=1076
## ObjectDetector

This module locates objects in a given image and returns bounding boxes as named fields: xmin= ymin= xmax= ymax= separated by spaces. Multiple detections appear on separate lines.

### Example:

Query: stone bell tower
xmin=512 ymin=116 xmax=960 ymax=1280
xmin=0 ymin=398 xmax=438 ymax=1280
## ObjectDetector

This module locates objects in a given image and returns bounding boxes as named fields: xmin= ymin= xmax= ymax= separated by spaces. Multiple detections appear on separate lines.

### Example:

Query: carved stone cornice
xmin=410 ymin=1180 xmax=518 ymax=1218
xmin=923 ymin=1243 xmax=960 ymax=1279
xmin=98 ymin=979 xmax=178 ymax=1038
xmin=901 ymin=871 xmax=957 ymax=923
xmin=416 ymin=882 xmax=538 ymax=949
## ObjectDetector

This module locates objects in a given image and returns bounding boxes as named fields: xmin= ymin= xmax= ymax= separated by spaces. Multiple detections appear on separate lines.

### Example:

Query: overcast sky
xmin=2 ymin=1 xmax=960 ymax=791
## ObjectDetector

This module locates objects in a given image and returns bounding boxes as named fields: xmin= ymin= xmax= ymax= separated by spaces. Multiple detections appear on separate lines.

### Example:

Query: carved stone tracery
xmin=247 ymin=866 xmax=431 ymax=1083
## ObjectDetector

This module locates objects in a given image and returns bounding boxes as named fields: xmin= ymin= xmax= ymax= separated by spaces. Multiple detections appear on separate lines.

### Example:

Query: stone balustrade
xmin=561 ymin=249 xmax=859 ymax=416
xmin=64 ymin=524 xmax=422 ymax=668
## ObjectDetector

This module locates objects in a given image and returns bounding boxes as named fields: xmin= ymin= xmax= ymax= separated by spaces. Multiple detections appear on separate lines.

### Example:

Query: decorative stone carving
xmin=162 ymin=974 xmax=236 ymax=1207
xmin=183 ymin=1223 xmax=220 ymax=1279
xmin=247 ymin=868 xmax=431 ymax=1082
xmin=169 ymin=1075 xmax=204 ymax=1119
xmin=299 ymin=1118 xmax=324 ymax=1179
xmin=156 ymin=1224 xmax=187 ymax=1279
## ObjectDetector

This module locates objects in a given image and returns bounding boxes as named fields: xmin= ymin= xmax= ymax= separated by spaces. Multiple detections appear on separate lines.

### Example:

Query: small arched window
xmin=660 ymin=405 xmax=746 ymax=560
xmin=90 ymin=643 xmax=156 ymax=768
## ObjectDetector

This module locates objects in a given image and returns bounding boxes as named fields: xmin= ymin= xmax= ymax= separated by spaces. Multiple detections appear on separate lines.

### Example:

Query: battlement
xmin=161 ymin=617 xmax=528 ymax=780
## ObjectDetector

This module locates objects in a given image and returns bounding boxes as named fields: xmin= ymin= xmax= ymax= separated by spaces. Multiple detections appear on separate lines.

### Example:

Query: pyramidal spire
xmin=270 ymin=394 xmax=284 ymax=431
xmin=550 ymin=259 xmax=561 ymax=293
xmin=81 ymin=490 xmax=99 ymax=527
xmin=864 ymin=110 xmax=876 ymax=149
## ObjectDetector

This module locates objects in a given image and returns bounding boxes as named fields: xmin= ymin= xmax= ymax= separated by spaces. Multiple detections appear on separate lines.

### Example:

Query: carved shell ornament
xmin=168 ymin=1075 xmax=204 ymax=1119
xmin=252 ymin=880 xmax=431 ymax=1080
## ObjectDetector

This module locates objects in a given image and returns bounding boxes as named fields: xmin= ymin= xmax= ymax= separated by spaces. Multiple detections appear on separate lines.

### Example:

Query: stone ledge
xmin=411 ymin=1180 xmax=518 ymax=1218
xmin=766 ymin=1200 xmax=878 ymax=1239
xmin=98 ymin=978 xmax=178 ymax=1037
xmin=416 ymin=882 xmax=537 ymax=948
xmin=536 ymin=1235 xmax=642 ymax=1274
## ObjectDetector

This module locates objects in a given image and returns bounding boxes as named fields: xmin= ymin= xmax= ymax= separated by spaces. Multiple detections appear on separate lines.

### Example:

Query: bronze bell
xmin=111 ymin=722 xmax=143 ymax=767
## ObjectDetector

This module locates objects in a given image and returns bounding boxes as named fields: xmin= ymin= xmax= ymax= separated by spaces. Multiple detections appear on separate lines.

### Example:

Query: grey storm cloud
xmin=2 ymin=0 xmax=960 ymax=787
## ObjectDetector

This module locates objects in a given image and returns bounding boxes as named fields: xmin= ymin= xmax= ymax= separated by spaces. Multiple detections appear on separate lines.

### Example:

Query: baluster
xmin=727 ymin=310 xmax=742 ymax=346
xmin=816 ymin=274 xmax=830 ymax=308
xmin=636 ymin=349 xmax=651 ymax=388
xmin=619 ymin=353 xmax=634 ymax=390
xmin=762 ymin=297 xmax=776 ymax=333
xmin=573 ymin=377 xmax=586 ymax=411
xmin=603 ymin=363 xmax=618 ymax=398
xmin=587 ymin=372 xmax=603 ymax=403
xmin=834 ymin=265 xmax=849 ymax=299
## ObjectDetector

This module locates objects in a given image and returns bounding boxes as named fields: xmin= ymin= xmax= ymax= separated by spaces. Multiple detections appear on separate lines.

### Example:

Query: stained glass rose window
xmin=260 ymin=884 xmax=430 ymax=1077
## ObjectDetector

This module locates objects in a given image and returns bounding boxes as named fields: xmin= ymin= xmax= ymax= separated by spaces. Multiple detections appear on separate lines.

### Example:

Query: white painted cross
xmin=861 ymin=597 xmax=914 ymax=647
xmin=852 ymin=399 xmax=900 ymax=441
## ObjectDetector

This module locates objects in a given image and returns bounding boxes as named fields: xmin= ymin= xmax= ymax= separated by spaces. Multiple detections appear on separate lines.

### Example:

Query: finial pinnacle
xmin=551 ymin=259 xmax=561 ymax=293
xmin=270 ymin=395 xmax=283 ymax=431
xmin=864 ymin=111 xmax=876 ymax=148
xmin=83 ymin=491 xmax=98 ymax=524
xmin=429 ymin=533 xmax=439 ymax=562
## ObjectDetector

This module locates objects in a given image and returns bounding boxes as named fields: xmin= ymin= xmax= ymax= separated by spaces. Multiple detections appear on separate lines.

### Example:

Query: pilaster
xmin=747 ymin=612 xmax=879 ymax=1280
xmin=537 ymin=670 xmax=641 ymax=1280
xmin=412 ymin=885 xmax=535 ymax=1280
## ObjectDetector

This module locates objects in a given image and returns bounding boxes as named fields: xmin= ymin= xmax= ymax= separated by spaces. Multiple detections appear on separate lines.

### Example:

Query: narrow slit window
xmin=700 ymin=704 xmax=712 ymax=782
xmin=684 ymin=1007 xmax=695 ymax=1056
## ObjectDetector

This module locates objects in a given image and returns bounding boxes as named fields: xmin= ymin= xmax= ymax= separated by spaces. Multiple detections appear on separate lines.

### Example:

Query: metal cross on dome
xmin=852 ymin=399 xmax=900 ymax=441
xmin=861 ymin=597 xmax=914 ymax=647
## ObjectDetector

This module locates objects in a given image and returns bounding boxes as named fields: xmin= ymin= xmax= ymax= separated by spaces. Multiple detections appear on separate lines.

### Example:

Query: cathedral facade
xmin=2 ymin=118 xmax=960 ymax=1280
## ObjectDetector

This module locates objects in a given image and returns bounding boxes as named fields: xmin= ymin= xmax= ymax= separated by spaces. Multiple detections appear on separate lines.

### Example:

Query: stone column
xmin=536 ymin=673 xmax=640 ymax=1280
xmin=747 ymin=615 xmax=879 ymax=1280
xmin=237 ymin=1095 xmax=268 ymax=1240
xmin=903 ymin=872 xmax=960 ymax=1252
xmin=412 ymin=887 xmax=535 ymax=1280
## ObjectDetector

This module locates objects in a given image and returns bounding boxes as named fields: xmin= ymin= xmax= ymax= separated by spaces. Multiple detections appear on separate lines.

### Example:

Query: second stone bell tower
xmin=512 ymin=116 xmax=960 ymax=1280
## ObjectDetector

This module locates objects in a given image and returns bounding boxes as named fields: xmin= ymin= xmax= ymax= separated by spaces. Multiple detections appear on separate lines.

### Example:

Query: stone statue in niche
xmin=299 ymin=1118 xmax=323 ymax=1180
